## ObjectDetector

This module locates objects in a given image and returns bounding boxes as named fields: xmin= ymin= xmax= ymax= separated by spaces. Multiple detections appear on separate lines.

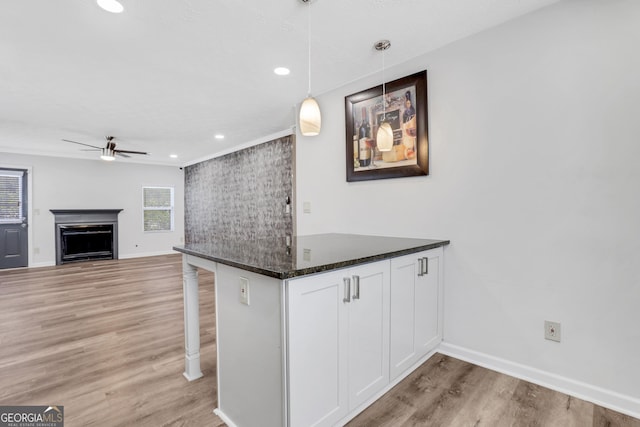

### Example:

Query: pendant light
xmin=299 ymin=0 xmax=321 ymax=136
xmin=97 ymin=0 xmax=124 ymax=13
xmin=375 ymin=40 xmax=393 ymax=152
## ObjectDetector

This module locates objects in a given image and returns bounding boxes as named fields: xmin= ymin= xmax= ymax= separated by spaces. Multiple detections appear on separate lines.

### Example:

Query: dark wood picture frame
xmin=345 ymin=70 xmax=428 ymax=182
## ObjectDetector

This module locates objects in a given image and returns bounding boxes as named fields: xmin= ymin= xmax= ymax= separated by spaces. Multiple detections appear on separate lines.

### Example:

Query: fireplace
xmin=50 ymin=209 xmax=122 ymax=265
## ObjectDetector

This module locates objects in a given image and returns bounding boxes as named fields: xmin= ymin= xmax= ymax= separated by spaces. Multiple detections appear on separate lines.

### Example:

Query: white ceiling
xmin=0 ymin=0 xmax=559 ymax=166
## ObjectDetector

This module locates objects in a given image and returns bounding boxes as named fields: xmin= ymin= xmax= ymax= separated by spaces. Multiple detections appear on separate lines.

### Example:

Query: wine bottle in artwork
xmin=358 ymin=107 xmax=371 ymax=167
xmin=402 ymin=90 xmax=416 ymax=124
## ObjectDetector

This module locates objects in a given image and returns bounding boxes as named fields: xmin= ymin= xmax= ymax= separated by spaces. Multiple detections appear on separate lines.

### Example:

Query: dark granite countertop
xmin=173 ymin=233 xmax=449 ymax=280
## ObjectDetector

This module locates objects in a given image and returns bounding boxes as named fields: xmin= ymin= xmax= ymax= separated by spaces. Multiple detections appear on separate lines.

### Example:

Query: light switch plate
xmin=240 ymin=277 xmax=250 ymax=306
xmin=544 ymin=320 xmax=561 ymax=342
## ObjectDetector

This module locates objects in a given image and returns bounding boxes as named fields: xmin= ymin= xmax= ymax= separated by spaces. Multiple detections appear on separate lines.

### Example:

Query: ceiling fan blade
xmin=115 ymin=152 xmax=131 ymax=158
xmin=62 ymin=139 xmax=102 ymax=149
xmin=80 ymin=148 xmax=101 ymax=152
xmin=115 ymin=149 xmax=148 ymax=155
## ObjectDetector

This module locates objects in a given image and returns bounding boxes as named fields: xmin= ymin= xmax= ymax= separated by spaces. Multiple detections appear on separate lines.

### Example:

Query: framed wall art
xmin=345 ymin=70 xmax=428 ymax=182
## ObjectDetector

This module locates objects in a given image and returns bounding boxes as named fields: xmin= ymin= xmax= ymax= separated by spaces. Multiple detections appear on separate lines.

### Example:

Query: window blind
xmin=0 ymin=174 xmax=22 ymax=222
xmin=143 ymin=187 xmax=174 ymax=232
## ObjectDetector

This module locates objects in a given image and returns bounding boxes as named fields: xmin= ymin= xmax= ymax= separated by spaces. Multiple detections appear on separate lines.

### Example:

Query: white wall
xmin=296 ymin=0 xmax=640 ymax=416
xmin=1 ymin=152 xmax=184 ymax=266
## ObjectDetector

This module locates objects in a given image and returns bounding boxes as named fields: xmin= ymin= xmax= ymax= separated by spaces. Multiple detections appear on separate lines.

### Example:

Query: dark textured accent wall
xmin=184 ymin=135 xmax=294 ymax=243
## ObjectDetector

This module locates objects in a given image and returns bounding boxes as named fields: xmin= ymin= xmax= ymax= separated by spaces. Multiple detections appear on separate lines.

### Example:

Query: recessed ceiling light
xmin=169 ymin=154 xmax=178 ymax=159
xmin=97 ymin=0 xmax=124 ymax=13
xmin=274 ymin=67 xmax=290 ymax=76
xmin=214 ymin=134 xmax=225 ymax=140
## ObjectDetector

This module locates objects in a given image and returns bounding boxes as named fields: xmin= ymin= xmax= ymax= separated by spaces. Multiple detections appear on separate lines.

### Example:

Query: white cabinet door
xmin=347 ymin=261 xmax=390 ymax=410
xmin=389 ymin=248 xmax=442 ymax=381
xmin=287 ymin=260 xmax=390 ymax=426
xmin=288 ymin=271 xmax=349 ymax=427
xmin=415 ymin=251 xmax=441 ymax=355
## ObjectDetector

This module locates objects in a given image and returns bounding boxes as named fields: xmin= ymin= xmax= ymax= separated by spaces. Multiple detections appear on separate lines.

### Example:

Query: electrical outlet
xmin=544 ymin=320 xmax=561 ymax=342
xmin=239 ymin=277 xmax=250 ymax=306
xmin=303 ymin=201 xmax=311 ymax=214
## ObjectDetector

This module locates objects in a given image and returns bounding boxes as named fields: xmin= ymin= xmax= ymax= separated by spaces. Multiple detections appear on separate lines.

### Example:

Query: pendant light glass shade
xmin=97 ymin=0 xmax=124 ymax=13
xmin=376 ymin=122 xmax=393 ymax=152
xmin=300 ymin=96 xmax=322 ymax=136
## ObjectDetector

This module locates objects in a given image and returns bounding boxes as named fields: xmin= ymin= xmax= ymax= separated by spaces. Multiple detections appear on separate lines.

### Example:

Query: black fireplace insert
xmin=60 ymin=224 xmax=114 ymax=263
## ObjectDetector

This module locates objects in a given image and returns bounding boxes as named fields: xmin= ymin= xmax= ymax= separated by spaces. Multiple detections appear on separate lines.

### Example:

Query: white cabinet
xmin=389 ymin=248 xmax=443 ymax=381
xmin=287 ymin=261 xmax=390 ymax=427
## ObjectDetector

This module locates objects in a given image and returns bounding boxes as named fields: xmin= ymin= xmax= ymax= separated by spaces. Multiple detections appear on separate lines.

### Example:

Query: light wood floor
xmin=0 ymin=254 xmax=638 ymax=427
xmin=347 ymin=355 xmax=640 ymax=427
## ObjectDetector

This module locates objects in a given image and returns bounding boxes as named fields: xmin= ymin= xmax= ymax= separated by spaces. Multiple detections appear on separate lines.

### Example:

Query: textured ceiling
xmin=0 ymin=0 xmax=559 ymax=166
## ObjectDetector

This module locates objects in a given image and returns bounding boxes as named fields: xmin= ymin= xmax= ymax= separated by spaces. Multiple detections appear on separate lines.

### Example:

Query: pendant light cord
xmin=382 ymin=47 xmax=386 ymax=120
xmin=307 ymin=0 xmax=312 ymax=96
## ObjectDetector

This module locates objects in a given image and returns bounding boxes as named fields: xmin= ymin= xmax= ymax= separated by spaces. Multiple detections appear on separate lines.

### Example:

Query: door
xmin=0 ymin=169 xmax=28 ymax=269
xmin=415 ymin=253 xmax=440 ymax=355
xmin=389 ymin=249 xmax=441 ymax=381
xmin=287 ymin=271 xmax=349 ymax=427
xmin=347 ymin=261 xmax=390 ymax=410
xmin=389 ymin=252 xmax=421 ymax=379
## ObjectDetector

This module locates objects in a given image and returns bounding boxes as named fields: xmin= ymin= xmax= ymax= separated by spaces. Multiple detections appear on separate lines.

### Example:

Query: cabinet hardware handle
xmin=422 ymin=257 xmax=429 ymax=275
xmin=418 ymin=258 xmax=424 ymax=277
xmin=343 ymin=278 xmax=351 ymax=303
xmin=353 ymin=275 xmax=360 ymax=300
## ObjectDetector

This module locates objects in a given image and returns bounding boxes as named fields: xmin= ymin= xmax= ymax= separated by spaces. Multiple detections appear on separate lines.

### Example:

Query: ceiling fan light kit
xmin=100 ymin=148 xmax=116 ymax=161
xmin=63 ymin=136 xmax=148 ymax=161
xmin=298 ymin=0 xmax=322 ymax=137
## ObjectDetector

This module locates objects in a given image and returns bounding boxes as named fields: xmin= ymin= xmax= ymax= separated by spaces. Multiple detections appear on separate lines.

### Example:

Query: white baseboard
xmin=29 ymin=261 xmax=55 ymax=268
xmin=118 ymin=250 xmax=177 ymax=259
xmin=26 ymin=251 xmax=176 ymax=268
xmin=213 ymin=408 xmax=238 ymax=427
xmin=438 ymin=342 xmax=640 ymax=420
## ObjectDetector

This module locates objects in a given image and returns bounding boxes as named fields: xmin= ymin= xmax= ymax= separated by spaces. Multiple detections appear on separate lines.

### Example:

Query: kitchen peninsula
xmin=174 ymin=233 xmax=449 ymax=427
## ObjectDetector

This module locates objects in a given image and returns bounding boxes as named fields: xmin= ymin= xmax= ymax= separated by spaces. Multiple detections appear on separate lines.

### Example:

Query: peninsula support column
xmin=182 ymin=256 xmax=203 ymax=381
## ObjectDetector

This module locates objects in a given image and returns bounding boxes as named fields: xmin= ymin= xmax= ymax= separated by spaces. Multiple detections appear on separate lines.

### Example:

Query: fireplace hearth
xmin=50 ymin=209 xmax=122 ymax=265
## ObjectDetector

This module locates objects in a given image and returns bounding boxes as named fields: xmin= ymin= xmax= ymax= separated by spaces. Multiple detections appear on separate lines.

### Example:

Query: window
xmin=0 ymin=170 xmax=23 ymax=223
xmin=143 ymin=187 xmax=174 ymax=232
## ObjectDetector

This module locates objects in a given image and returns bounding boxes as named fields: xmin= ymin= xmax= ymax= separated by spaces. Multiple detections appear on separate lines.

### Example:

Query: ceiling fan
xmin=63 ymin=136 xmax=148 ymax=161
